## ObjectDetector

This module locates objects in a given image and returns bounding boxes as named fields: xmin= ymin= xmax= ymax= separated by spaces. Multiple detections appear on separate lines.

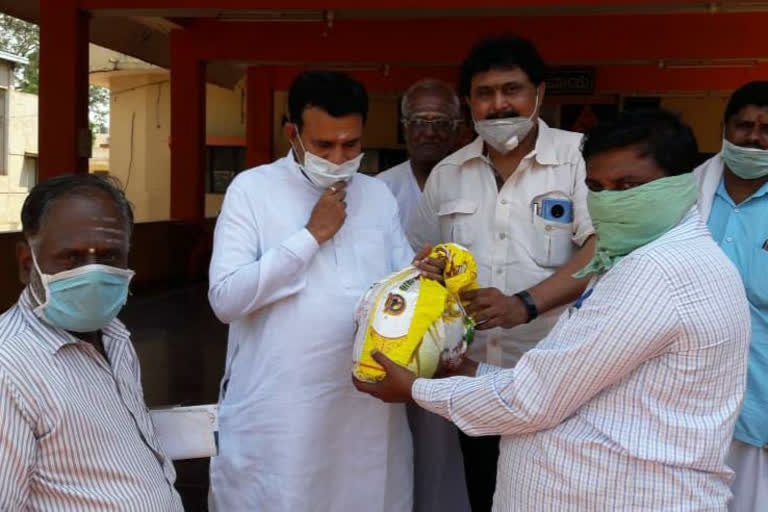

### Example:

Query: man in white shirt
xmin=378 ymin=79 xmax=470 ymax=512
xmin=358 ymin=109 xmax=751 ymax=511
xmin=694 ymin=81 xmax=768 ymax=512
xmin=407 ymin=36 xmax=596 ymax=510
xmin=207 ymin=71 xmax=438 ymax=511
xmin=0 ymin=174 xmax=183 ymax=511
xmin=378 ymin=79 xmax=462 ymax=229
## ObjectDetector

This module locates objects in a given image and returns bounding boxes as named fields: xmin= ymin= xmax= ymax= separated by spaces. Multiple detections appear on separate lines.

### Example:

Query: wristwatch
xmin=514 ymin=290 xmax=539 ymax=323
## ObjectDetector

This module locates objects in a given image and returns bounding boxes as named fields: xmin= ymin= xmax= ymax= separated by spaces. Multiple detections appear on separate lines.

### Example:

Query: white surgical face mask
xmin=473 ymin=93 xmax=539 ymax=154
xmin=722 ymin=138 xmax=768 ymax=180
xmin=292 ymin=128 xmax=364 ymax=189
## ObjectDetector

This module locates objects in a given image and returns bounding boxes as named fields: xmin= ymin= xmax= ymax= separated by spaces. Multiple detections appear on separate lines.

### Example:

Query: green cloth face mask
xmin=574 ymin=172 xmax=697 ymax=278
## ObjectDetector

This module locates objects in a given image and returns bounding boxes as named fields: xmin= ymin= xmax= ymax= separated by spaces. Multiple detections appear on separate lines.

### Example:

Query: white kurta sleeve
xmin=412 ymin=254 xmax=679 ymax=436
xmin=208 ymin=181 xmax=319 ymax=324
xmin=0 ymin=370 xmax=35 ymax=510
xmin=406 ymin=173 xmax=441 ymax=251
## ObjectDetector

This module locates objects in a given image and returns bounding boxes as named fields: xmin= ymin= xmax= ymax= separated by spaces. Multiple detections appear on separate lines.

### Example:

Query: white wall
xmin=0 ymin=90 xmax=37 ymax=232
xmin=107 ymin=71 xmax=245 ymax=221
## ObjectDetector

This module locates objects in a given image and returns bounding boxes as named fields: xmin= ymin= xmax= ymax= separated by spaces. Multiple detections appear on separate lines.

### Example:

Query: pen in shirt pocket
xmin=762 ymin=239 xmax=768 ymax=251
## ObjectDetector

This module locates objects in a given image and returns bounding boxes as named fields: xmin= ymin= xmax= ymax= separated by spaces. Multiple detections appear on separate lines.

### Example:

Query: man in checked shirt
xmin=356 ymin=109 xmax=751 ymax=511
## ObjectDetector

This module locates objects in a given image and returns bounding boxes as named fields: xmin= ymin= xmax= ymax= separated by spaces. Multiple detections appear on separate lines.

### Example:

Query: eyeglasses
xmin=402 ymin=117 xmax=459 ymax=132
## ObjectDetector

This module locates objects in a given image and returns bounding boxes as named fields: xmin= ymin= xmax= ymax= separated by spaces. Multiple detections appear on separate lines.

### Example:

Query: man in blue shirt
xmin=695 ymin=81 xmax=768 ymax=512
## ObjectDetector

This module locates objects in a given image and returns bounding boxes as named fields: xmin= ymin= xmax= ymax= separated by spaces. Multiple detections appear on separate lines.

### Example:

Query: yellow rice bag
xmin=352 ymin=243 xmax=478 ymax=383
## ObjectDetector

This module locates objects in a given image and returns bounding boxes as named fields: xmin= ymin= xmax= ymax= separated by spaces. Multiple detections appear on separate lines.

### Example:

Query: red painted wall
xmin=79 ymin=0 xmax=709 ymax=9
xmin=178 ymin=14 xmax=768 ymax=64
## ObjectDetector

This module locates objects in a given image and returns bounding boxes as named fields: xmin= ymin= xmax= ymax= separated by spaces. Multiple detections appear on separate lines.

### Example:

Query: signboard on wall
xmin=545 ymin=68 xmax=595 ymax=95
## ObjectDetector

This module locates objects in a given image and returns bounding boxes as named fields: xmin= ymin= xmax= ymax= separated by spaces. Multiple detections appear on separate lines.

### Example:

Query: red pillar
xmin=38 ymin=0 xmax=90 ymax=181
xmin=246 ymin=66 xmax=274 ymax=168
xmin=170 ymin=30 xmax=205 ymax=220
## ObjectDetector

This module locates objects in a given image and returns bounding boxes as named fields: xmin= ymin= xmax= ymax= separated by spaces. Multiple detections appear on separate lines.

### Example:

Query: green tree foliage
xmin=0 ymin=14 xmax=109 ymax=131
xmin=17 ymin=49 xmax=38 ymax=94
xmin=0 ymin=13 xmax=39 ymax=93
xmin=89 ymin=85 xmax=110 ymax=134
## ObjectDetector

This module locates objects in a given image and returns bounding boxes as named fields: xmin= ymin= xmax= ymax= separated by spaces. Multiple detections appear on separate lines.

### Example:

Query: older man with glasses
xmin=378 ymin=79 xmax=462 ymax=230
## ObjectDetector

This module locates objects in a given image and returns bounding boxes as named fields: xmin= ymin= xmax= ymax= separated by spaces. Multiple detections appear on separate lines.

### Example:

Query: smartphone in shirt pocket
xmin=539 ymin=198 xmax=574 ymax=223
xmin=531 ymin=193 xmax=575 ymax=268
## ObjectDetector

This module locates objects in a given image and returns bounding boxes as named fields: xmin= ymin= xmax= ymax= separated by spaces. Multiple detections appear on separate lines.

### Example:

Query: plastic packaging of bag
xmin=352 ymin=243 xmax=478 ymax=383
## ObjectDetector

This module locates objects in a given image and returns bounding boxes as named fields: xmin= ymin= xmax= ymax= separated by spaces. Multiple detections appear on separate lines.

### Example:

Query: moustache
xmin=738 ymin=142 xmax=768 ymax=150
xmin=485 ymin=110 xmax=522 ymax=120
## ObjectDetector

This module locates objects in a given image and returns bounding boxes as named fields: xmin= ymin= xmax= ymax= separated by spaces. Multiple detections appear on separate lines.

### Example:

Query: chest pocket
xmin=748 ymin=246 xmax=768 ymax=307
xmin=335 ymin=224 xmax=391 ymax=292
xmin=437 ymin=199 xmax=477 ymax=248
xmin=530 ymin=193 xmax=576 ymax=268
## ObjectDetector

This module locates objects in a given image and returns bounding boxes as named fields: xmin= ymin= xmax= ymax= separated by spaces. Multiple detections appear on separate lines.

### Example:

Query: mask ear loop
xmin=27 ymin=244 xmax=49 ymax=312
xmin=527 ymin=91 xmax=540 ymax=122
xmin=290 ymin=123 xmax=309 ymax=165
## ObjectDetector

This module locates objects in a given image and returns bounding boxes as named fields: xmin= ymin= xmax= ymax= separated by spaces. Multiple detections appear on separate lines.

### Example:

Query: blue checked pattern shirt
xmin=413 ymin=211 xmax=751 ymax=511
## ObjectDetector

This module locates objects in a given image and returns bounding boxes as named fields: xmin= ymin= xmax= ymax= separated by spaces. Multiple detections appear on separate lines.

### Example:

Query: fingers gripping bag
xmin=352 ymin=243 xmax=478 ymax=383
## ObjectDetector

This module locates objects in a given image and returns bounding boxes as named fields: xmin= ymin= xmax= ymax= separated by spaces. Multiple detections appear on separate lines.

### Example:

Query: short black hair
xmin=459 ymin=36 xmax=547 ymax=98
xmin=582 ymin=109 xmax=699 ymax=176
xmin=21 ymin=174 xmax=134 ymax=240
xmin=288 ymin=71 xmax=368 ymax=130
xmin=724 ymin=81 xmax=768 ymax=124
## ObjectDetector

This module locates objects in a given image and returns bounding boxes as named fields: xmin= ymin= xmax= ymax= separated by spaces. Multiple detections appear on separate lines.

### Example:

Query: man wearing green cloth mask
xmin=355 ymin=109 xmax=751 ymax=511
xmin=694 ymin=81 xmax=768 ymax=512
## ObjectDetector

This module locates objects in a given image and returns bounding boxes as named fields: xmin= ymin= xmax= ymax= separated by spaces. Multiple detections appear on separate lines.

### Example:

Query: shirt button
xmin=499 ymin=233 xmax=507 ymax=240
xmin=734 ymin=208 xmax=740 ymax=213
xmin=726 ymin=236 xmax=734 ymax=243
xmin=500 ymin=199 xmax=508 ymax=205
xmin=496 ymin=268 xmax=503 ymax=275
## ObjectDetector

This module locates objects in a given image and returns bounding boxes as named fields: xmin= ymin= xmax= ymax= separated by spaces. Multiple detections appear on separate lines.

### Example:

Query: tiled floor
xmin=120 ymin=282 xmax=226 ymax=511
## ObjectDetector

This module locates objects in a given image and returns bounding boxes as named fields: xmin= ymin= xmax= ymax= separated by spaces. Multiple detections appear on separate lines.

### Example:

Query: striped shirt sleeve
xmin=413 ymin=254 xmax=680 ymax=436
xmin=0 ymin=369 xmax=36 ymax=510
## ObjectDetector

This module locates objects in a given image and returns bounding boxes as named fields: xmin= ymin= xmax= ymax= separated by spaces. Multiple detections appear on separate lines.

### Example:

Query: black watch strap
xmin=515 ymin=290 xmax=539 ymax=323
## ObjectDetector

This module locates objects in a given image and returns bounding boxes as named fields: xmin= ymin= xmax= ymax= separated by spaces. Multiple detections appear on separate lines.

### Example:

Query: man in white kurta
xmin=207 ymin=71 xmax=414 ymax=511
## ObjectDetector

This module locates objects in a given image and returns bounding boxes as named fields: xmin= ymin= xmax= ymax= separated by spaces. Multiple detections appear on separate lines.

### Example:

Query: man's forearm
xmin=527 ymin=235 xmax=595 ymax=314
